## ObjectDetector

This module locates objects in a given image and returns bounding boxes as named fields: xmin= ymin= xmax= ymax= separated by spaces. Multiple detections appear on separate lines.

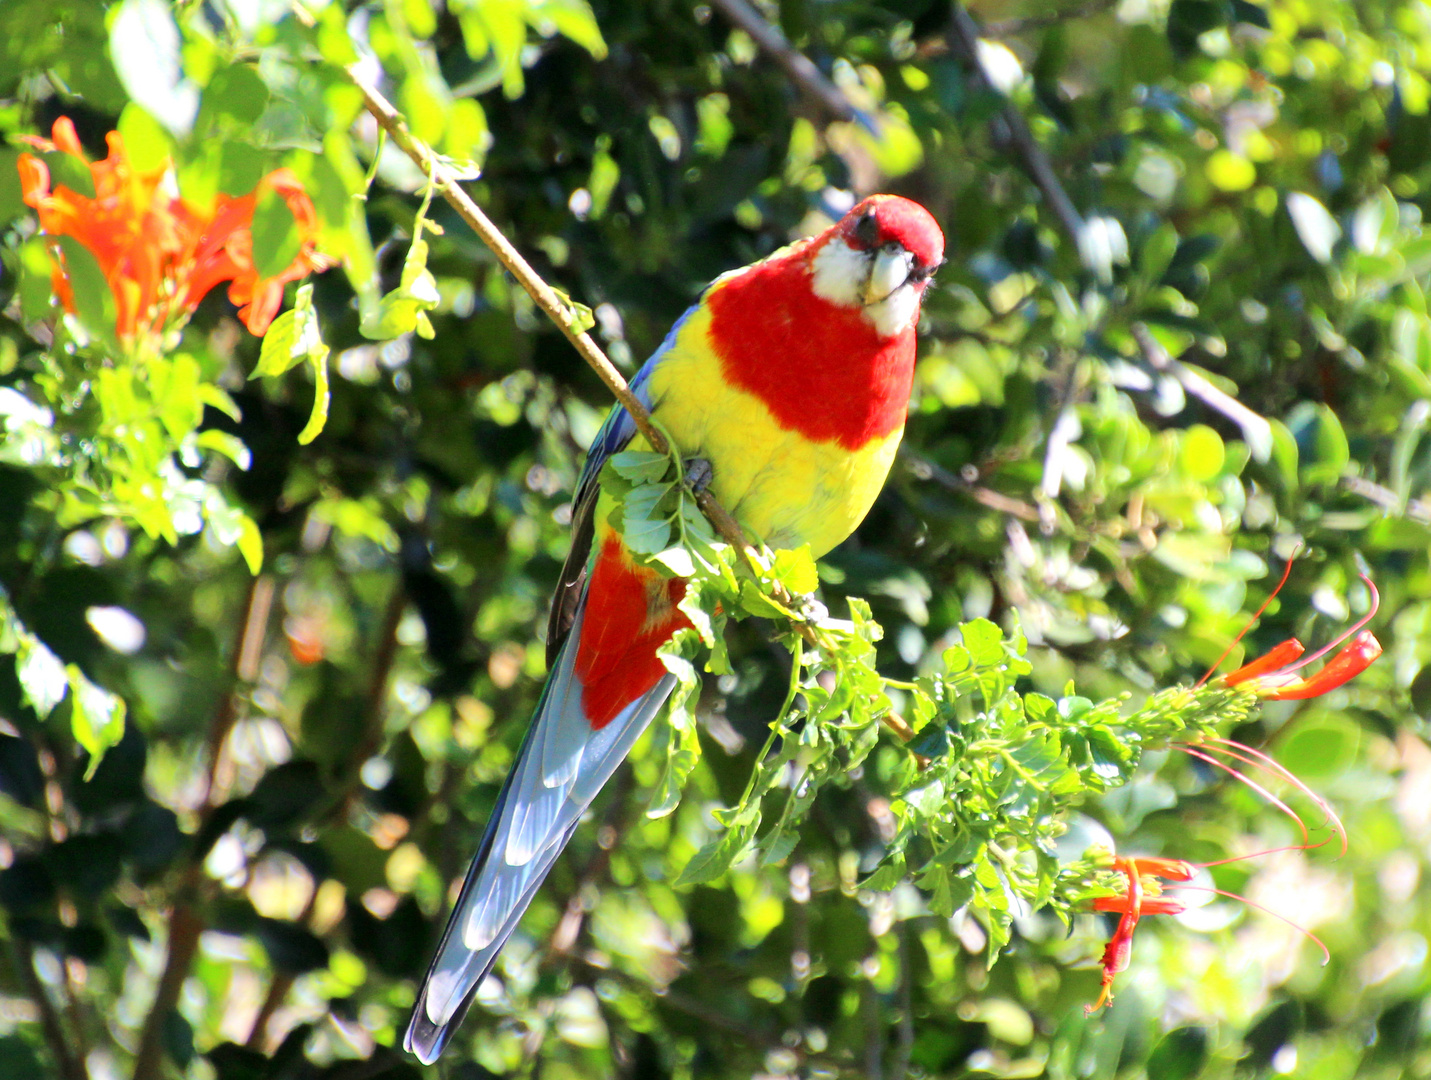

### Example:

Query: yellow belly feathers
xmin=641 ymin=303 xmax=903 ymax=559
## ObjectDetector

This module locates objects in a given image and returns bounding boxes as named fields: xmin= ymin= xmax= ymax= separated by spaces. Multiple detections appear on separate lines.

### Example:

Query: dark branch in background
xmin=133 ymin=570 xmax=275 ymax=1080
xmin=246 ymin=581 xmax=407 ymax=1051
xmin=983 ymin=0 xmax=1119 ymax=37
xmin=131 ymin=906 xmax=203 ymax=1080
xmin=14 ymin=940 xmax=87 ymax=1080
xmin=902 ymin=449 xmax=1042 ymax=523
xmin=202 ymin=573 xmax=275 ymax=813
xmin=1131 ymin=323 xmax=1275 ymax=457
xmin=946 ymin=5 xmax=1085 ymax=244
xmin=705 ymin=0 xmax=856 ymax=123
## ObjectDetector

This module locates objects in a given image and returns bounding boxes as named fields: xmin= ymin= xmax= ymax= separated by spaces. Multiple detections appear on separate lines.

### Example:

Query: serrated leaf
xmin=623 ymin=514 xmax=673 ymax=555
xmin=651 ymin=631 xmax=702 ymax=819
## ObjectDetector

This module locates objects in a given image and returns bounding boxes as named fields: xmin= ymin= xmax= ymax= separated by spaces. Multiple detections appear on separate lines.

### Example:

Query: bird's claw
xmin=684 ymin=456 xmax=714 ymax=494
xmin=795 ymin=595 xmax=829 ymax=624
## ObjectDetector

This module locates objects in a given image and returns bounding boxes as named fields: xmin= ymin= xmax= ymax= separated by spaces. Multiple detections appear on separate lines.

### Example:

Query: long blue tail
xmin=403 ymin=608 xmax=673 ymax=1063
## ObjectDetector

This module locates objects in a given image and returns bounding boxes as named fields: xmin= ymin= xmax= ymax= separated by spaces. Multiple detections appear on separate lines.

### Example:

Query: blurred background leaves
xmin=0 ymin=0 xmax=1430 ymax=1078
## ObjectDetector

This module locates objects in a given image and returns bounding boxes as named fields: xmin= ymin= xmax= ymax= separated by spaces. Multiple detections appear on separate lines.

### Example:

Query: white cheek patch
xmin=865 ymin=284 xmax=921 ymax=338
xmin=811 ymin=238 xmax=866 ymax=306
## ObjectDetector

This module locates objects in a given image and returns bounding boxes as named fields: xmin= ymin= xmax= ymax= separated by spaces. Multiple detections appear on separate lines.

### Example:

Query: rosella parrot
xmin=404 ymin=195 xmax=944 ymax=1062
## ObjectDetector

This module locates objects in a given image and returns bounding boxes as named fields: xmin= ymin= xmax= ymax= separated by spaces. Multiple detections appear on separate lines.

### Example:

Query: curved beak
xmin=864 ymin=246 xmax=915 ymax=304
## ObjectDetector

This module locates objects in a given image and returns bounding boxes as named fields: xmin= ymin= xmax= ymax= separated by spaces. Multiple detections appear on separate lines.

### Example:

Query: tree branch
xmin=1131 ymin=324 xmax=1275 ymax=462
xmin=705 ymin=0 xmax=856 ymax=123
xmin=945 ymin=5 xmax=1085 ymax=245
xmin=134 ymin=571 xmax=273 ymax=1080
xmin=902 ymin=449 xmax=1042 ymax=522
xmin=250 ymin=581 xmax=407 ymax=1049
xmin=14 ymin=940 xmax=87 ymax=1080
xmin=340 ymin=56 xmax=924 ymax=755
xmin=130 ymin=904 xmax=203 ymax=1080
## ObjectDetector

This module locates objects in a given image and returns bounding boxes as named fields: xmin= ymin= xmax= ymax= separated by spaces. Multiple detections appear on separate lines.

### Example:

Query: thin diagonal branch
xmin=946 ymin=5 xmax=1085 ymax=244
xmin=14 ymin=941 xmax=87 ymax=1080
xmin=706 ymin=0 xmax=856 ymax=123
xmin=134 ymin=570 xmax=273 ymax=1080
xmin=1131 ymin=324 xmax=1274 ymax=461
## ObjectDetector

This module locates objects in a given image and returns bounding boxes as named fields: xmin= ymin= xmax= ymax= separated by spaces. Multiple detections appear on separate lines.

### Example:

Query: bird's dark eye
xmin=853 ymin=211 xmax=879 ymax=247
xmin=907 ymin=257 xmax=946 ymax=283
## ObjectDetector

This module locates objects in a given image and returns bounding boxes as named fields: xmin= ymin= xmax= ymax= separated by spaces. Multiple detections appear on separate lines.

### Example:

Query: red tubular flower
xmin=17 ymin=117 xmax=331 ymax=342
xmin=1086 ymin=857 xmax=1192 ymax=1014
xmin=175 ymin=169 xmax=332 ymax=335
xmin=1086 ymin=737 xmax=1347 ymax=1013
xmin=1227 ymin=630 xmax=1382 ymax=700
xmin=1085 ymin=850 xmax=1328 ymax=1014
xmin=1200 ymin=561 xmax=1381 ymax=701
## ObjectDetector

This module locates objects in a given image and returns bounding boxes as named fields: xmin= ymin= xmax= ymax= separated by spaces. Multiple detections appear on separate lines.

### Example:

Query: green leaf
xmin=1286 ymin=192 xmax=1342 ymax=265
xmin=609 ymin=450 xmax=672 ymax=483
xmin=651 ymin=545 xmax=696 ymax=578
xmin=770 ymin=545 xmax=818 ymax=596
xmin=195 ymin=430 xmax=252 ymax=470
xmin=201 ymin=64 xmax=270 ymax=126
xmin=676 ymin=816 xmax=757 ymax=886
xmin=297 ymin=335 xmax=331 ymax=445
xmin=253 ymin=309 xmax=301 ymax=378
xmin=650 ymin=632 xmax=703 ymax=818
xmin=205 ymin=491 xmax=264 ymax=573
xmin=538 ymin=0 xmax=609 ymax=58
xmin=1145 ymin=1027 xmax=1209 ymax=1080
xmin=55 ymin=236 xmax=118 ymax=347
xmin=67 ymin=665 xmax=126 ymax=780
xmin=359 ymin=240 xmax=442 ymax=340
xmin=960 ymin=619 xmax=1006 ymax=667
xmin=117 ymin=104 xmax=174 ymax=173
xmin=18 ymin=637 xmax=68 ymax=717
xmin=251 ymin=185 xmax=302 ymax=280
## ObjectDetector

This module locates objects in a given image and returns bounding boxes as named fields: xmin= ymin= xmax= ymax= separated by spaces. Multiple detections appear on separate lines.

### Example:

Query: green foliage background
xmin=0 ymin=0 xmax=1426 ymax=1077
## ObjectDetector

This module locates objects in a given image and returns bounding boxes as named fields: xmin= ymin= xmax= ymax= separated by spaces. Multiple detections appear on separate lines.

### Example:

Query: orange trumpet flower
xmin=17 ymin=117 xmax=330 ymax=342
